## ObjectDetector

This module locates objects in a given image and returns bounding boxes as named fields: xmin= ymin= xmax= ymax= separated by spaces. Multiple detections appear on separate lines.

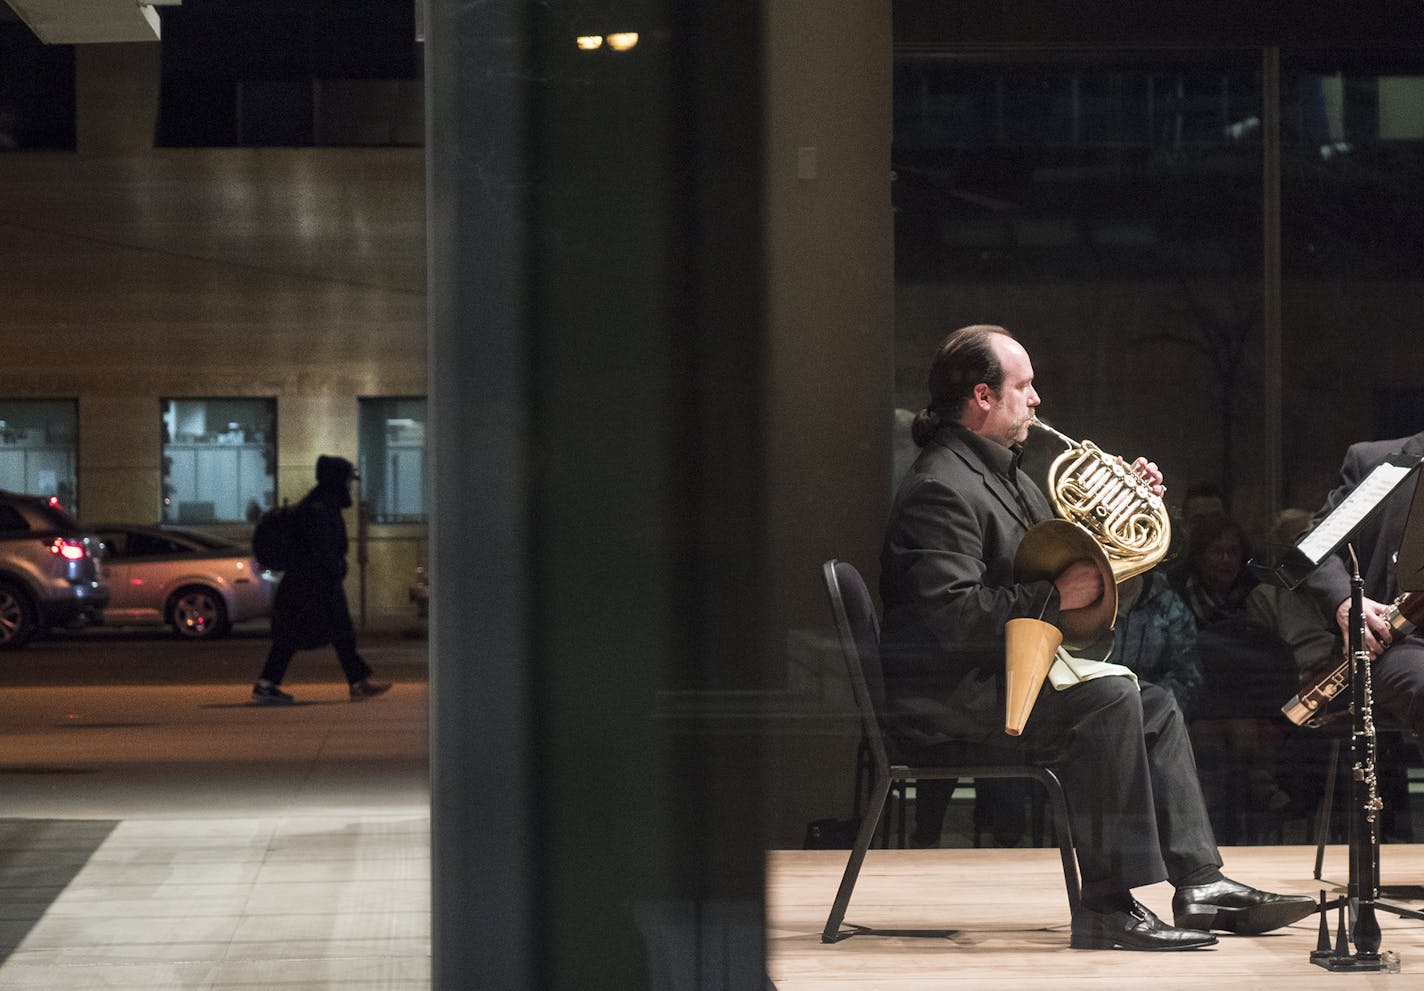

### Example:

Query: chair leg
xmin=1033 ymin=767 xmax=1081 ymax=913
xmin=897 ymin=783 xmax=908 ymax=849
xmin=875 ymin=781 xmax=897 ymax=849
xmin=822 ymin=774 xmax=892 ymax=943
xmin=1314 ymin=738 xmax=1341 ymax=881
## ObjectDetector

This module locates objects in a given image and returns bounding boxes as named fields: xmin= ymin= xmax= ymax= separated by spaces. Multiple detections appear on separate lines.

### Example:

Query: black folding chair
xmin=820 ymin=559 xmax=1081 ymax=943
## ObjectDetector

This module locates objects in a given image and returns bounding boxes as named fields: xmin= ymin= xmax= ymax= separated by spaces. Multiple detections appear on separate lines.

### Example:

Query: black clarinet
xmin=1348 ymin=550 xmax=1382 ymax=960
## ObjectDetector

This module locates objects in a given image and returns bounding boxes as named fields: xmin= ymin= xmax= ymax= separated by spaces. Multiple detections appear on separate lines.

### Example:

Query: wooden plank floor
xmin=768 ymin=844 xmax=1424 ymax=988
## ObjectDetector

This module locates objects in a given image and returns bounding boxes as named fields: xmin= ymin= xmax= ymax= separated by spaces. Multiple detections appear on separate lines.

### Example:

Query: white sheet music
xmin=1297 ymin=460 xmax=1417 ymax=563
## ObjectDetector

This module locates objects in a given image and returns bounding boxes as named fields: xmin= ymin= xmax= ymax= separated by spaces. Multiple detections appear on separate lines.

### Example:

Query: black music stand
xmin=1250 ymin=454 xmax=1422 ymax=591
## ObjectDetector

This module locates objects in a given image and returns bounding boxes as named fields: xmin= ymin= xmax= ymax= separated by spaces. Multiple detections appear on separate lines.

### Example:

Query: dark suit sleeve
xmin=884 ymin=472 xmax=1059 ymax=656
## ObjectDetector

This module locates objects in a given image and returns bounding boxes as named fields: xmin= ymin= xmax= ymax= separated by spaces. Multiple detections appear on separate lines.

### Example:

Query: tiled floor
xmin=0 ymin=653 xmax=430 ymax=991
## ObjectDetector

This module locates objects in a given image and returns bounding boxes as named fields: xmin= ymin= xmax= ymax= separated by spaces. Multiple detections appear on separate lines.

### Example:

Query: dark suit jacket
xmin=1304 ymin=431 xmax=1424 ymax=616
xmin=879 ymin=424 xmax=1062 ymax=747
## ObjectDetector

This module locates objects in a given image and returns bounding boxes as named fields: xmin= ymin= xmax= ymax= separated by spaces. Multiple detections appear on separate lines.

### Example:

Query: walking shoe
xmin=349 ymin=679 xmax=392 ymax=701
xmin=252 ymin=682 xmax=295 ymax=705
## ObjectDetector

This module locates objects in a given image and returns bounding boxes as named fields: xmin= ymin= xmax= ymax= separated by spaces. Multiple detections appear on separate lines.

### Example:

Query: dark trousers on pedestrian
xmin=260 ymin=637 xmax=372 ymax=687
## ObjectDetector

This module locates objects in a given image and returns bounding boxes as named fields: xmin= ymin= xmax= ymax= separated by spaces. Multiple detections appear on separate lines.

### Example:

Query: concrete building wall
xmin=0 ymin=43 xmax=427 ymax=630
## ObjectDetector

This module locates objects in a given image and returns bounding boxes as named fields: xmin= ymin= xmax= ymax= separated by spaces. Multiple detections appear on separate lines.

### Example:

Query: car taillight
xmin=50 ymin=537 xmax=87 ymax=561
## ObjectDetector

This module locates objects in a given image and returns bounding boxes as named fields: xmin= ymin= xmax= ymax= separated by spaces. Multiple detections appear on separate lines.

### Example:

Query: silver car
xmin=90 ymin=523 xmax=276 ymax=640
xmin=0 ymin=491 xmax=108 ymax=649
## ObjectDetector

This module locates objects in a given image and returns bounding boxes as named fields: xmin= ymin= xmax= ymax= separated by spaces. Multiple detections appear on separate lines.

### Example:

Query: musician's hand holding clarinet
xmin=1336 ymin=596 xmax=1395 ymax=659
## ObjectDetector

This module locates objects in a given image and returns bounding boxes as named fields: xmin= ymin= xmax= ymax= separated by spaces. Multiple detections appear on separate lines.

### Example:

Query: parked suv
xmin=0 ymin=490 xmax=108 ymax=650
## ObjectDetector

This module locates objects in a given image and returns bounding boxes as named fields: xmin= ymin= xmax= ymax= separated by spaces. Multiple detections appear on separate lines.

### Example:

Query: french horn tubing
xmin=1028 ymin=416 xmax=1172 ymax=586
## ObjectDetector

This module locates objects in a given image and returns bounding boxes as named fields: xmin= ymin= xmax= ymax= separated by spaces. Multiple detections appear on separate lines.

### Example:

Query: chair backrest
xmin=823 ymin=559 xmax=891 ymax=768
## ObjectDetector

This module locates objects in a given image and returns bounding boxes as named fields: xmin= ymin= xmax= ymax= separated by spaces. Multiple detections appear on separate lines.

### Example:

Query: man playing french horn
xmin=878 ymin=324 xmax=1315 ymax=950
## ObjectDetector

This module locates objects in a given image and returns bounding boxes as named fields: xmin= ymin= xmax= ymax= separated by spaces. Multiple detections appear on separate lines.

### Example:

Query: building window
xmin=359 ymin=397 xmax=426 ymax=523
xmin=0 ymin=400 xmax=78 ymax=511
xmin=161 ymin=398 xmax=275 ymax=524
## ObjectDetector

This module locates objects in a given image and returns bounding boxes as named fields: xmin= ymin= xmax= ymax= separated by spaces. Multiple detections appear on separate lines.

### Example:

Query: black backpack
xmin=252 ymin=504 xmax=298 ymax=571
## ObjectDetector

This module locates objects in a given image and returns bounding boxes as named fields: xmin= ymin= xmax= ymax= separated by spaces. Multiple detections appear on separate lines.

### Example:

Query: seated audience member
xmin=1246 ymin=508 xmax=1341 ymax=681
xmin=1170 ymin=513 xmax=1300 ymax=839
xmin=1162 ymin=481 xmax=1227 ymax=570
xmin=1170 ymin=513 xmax=1258 ymax=627
xmin=1242 ymin=509 xmax=1351 ymax=826
xmin=1112 ymin=570 xmax=1203 ymax=718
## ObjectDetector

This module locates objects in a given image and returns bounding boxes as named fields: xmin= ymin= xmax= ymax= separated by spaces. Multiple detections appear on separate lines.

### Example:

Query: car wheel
xmin=0 ymin=581 xmax=38 ymax=650
xmin=169 ymin=586 xmax=230 ymax=640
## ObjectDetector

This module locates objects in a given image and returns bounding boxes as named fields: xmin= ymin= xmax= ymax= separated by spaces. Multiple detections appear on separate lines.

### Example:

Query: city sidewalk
xmin=0 ymin=658 xmax=430 ymax=990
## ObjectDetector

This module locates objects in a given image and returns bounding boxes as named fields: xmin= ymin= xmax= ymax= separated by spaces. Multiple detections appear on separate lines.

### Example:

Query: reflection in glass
xmin=892 ymin=49 xmax=1265 ymax=521
xmin=1280 ymin=52 xmax=1424 ymax=499
xmin=1281 ymin=54 xmax=1424 ymax=280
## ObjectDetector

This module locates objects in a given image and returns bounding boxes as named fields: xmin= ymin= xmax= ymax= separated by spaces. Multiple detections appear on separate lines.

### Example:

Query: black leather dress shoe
xmin=1070 ymin=900 xmax=1218 ymax=950
xmin=1172 ymin=877 xmax=1317 ymax=935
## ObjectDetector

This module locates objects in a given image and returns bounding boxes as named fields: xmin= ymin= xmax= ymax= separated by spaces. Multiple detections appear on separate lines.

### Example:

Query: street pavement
xmin=0 ymin=627 xmax=432 ymax=989
xmin=0 ymin=627 xmax=429 ymax=817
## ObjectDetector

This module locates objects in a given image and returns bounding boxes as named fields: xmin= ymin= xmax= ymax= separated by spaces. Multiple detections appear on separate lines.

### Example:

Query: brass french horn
xmin=1013 ymin=416 xmax=1173 ymax=648
xmin=1005 ymin=418 xmax=1171 ymax=734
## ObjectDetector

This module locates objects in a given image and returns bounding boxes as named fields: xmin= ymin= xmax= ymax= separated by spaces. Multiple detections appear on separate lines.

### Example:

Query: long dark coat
xmin=270 ymin=483 xmax=357 ymax=649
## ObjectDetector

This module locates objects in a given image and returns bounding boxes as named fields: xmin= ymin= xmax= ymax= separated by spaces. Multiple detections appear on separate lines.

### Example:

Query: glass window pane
xmin=358 ymin=397 xmax=426 ymax=523
xmin=1282 ymin=53 xmax=1424 ymax=279
xmin=0 ymin=400 xmax=79 ymax=513
xmin=1281 ymin=51 xmax=1424 ymax=502
xmin=893 ymin=49 xmax=1265 ymax=523
xmin=160 ymin=398 xmax=276 ymax=524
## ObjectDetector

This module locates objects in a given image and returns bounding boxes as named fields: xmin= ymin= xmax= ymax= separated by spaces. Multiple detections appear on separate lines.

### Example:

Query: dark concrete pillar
xmin=425 ymin=2 xmax=768 ymax=987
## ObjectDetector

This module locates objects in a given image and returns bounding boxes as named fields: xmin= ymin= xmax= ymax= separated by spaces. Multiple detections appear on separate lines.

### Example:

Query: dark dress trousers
xmin=878 ymin=424 xmax=1220 ymax=900
xmin=1303 ymin=431 xmax=1424 ymax=738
